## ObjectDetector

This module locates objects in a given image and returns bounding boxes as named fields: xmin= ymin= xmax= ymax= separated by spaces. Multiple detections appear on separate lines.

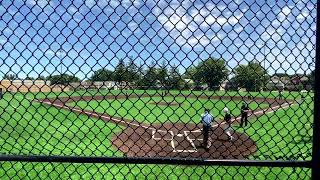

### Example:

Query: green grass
xmin=17 ymin=89 xmax=313 ymax=100
xmin=242 ymin=96 xmax=314 ymax=161
xmin=0 ymin=90 xmax=313 ymax=179
xmin=68 ymin=96 xmax=269 ymax=124
xmin=0 ymin=162 xmax=310 ymax=179
xmin=0 ymin=93 xmax=123 ymax=157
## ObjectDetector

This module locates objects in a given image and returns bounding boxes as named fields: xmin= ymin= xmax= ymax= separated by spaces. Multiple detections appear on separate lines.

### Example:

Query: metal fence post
xmin=312 ymin=1 xmax=320 ymax=179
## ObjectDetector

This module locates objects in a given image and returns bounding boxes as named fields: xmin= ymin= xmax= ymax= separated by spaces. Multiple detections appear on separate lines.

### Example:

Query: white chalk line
xmin=36 ymin=99 xmax=155 ymax=131
xmin=184 ymin=131 xmax=197 ymax=151
xmin=152 ymin=101 xmax=295 ymax=153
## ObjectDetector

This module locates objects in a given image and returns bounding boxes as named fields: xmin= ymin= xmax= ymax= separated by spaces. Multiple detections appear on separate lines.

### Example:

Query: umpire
xmin=240 ymin=103 xmax=249 ymax=127
xmin=201 ymin=108 xmax=213 ymax=151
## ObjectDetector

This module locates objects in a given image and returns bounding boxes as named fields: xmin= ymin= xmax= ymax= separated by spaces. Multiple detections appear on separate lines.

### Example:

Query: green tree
xmin=167 ymin=65 xmax=183 ymax=89
xmin=185 ymin=66 xmax=202 ymax=89
xmin=126 ymin=57 xmax=141 ymax=84
xmin=196 ymin=57 xmax=229 ymax=90
xmin=36 ymin=75 xmax=46 ymax=80
xmin=90 ymin=68 xmax=113 ymax=82
xmin=141 ymin=62 xmax=158 ymax=88
xmin=234 ymin=61 xmax=269 ymax=91
xmin=47 ymin=74 xmax=80 ymax=85
xmin=309 ymin=70 xmax=315 ymax=90
xmin=25 ymin=76 xmax=35 ymax=80
xmin=157 ymin=61 xmax=169 ymax=87
xmin=114 ymin=58 xmax=127 ymax=83
xmin=3 ymin=73 xmax=17 ymax=80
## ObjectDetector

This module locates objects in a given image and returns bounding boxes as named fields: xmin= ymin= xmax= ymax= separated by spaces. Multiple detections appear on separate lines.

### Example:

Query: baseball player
xmin=200 ymin=108 xmax=214 ymax=151
xmin=240 ymin=102 xmax=249 ymax=127
xmin=278 ymin=90 xmax=283 ymax=100
xmin=223 ymin=107 xmax=234 ymax=141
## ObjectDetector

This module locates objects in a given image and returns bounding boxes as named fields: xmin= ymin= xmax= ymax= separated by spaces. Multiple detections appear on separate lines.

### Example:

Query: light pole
xmin=58 ymin=49 xmax=65 ymax=74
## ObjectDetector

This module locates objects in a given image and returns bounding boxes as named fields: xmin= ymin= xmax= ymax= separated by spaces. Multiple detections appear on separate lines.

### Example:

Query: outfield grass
xmin=18 ymin=89 xmax=313 ymax=100
xmin=67 ymin=96 xmax=269 ymax=124
xmin=0 ymin=90 xmax=313 ymax=179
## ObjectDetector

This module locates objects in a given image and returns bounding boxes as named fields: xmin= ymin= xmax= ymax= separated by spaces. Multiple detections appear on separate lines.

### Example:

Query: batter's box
xmin=152 ymin=130 xmax=173 ymax=141
xmin=172 ymin=132 xmax=198 ymax=153
xmin=185 ymin=131 xmax=203 ymax=141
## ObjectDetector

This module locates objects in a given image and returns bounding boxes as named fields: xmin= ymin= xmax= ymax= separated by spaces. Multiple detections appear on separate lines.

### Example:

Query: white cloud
xmin=155 ymin=1 xmax=245 ymax=48
xmin=45 ymin=50 xmax=55 ymax=56
xmin=26 ymin=0 xmax=53 ymax=8
xmin=278 ymin=6 xmax=292 ymax=22
xmin=122 ymin=0 xmax=142 ymax=8
xmin=128 ymin=21 xmax=138 ymax=31
xmin=26 ymin=0 xmax=36 ymax=6
xmin=85 ymin=0 xmax=97 ymax=8
xmin=0 ymin=38 xmax=6 ymax=45
xmin=68 ymin=6 xmax=77 ymax=14
xmin=282 ymin=6 xmax=291 ymax=15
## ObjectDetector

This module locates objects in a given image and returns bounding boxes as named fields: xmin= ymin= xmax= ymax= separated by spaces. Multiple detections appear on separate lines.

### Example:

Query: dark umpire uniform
xmin=0 ymin=88 xmax=3 ymax=100
xmin=201 ymin=109 xmax=213 ymax=150
xmin=240 ymin=103 xmax=249 ymax=127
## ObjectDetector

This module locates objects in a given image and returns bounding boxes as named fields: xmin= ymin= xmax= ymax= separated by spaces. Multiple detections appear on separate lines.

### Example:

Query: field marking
xmin=152 ymin=129 xmax=198 ymax=153
xmin=184 ymin=131 xmax=197 ymax=150
xmin=36 ymin=100 xmax=155 ymax=131
xmin=35 ymin=96 xmax=295 ymax=154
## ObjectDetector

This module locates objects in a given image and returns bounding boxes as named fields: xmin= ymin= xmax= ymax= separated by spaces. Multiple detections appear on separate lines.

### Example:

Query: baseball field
xmin=0 ymin=90 xmax=313 ymax=179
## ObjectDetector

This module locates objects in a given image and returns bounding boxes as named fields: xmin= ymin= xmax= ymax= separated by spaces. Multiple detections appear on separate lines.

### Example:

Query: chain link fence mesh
xmin=0 ymin=0 xmax=316 ymax=179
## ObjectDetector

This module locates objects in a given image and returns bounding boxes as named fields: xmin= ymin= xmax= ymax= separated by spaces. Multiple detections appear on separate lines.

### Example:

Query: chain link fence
xmin=0 ymin=0 xmax=317 ymax=179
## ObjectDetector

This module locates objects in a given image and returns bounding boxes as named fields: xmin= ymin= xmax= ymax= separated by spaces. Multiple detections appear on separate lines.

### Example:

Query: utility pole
xmin=58 ymin=49 xmax=65 ymax=74
xmin=264 ymin=41 xmax=266 ymax=70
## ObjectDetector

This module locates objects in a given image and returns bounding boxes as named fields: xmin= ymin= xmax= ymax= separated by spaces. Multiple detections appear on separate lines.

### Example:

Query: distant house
xmin=93 ymin=81 xmax=116 ymax=89
xmin=70 ymin=81 xmax=117 ymax=90
xmin=225 ymin=80 xmax=238 ymax=91
xmin=183 ymin=79 xmax=194 ymax=85
xmin=219 ymin=80 xmax=227 ymax=91
xmin=290 ymin=75 xmax=309 ymax=85
xmin=287 ymin=75 xmax=311 ymax=91
xmin=69 ymin=81 xmax=91 ymax=90
xmin=266 ymin=77 xmax=285 ymax=91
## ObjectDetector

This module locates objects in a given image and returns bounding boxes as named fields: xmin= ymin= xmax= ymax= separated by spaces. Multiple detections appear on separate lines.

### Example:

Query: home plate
xmin=177 ymin=134 xmax=183 ymax=137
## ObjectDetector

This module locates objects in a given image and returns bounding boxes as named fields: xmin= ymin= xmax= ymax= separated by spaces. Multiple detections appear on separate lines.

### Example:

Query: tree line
xmin=2 ymin=57 xmax=315 ymax=91
xmin=90 ymin=58 xmax=183 ymax=89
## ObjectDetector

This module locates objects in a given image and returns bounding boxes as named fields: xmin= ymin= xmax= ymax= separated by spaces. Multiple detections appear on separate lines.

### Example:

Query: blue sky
xmin=0 ymin=0 xmax=316 ymax=80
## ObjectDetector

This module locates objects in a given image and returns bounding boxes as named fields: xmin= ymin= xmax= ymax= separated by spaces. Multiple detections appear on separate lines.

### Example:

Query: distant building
xmin=290 ymin=75 xmax=309 ymax=85
xmin=0 ymin=79 xmax=69 ymax=92
xmin=70 ymin=81 xmax=117 ymax=90
xmin=93 ymin=81 xmax=116 ymax=89
xmin=266 ymin=77 xmax=285 ymax=91
xmin=219 ymin=80 xmax=228 ymax=91
xmin=225 ymin=79 xmax=238 ymax=91
xmin=286 ymin=75 xmax=311 ymax=91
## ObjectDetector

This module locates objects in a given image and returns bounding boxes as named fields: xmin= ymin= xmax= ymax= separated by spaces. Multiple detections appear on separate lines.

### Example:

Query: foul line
xmin=189 ymin=101 xmax=295 ymax=133
xmin=35 ymin=99 xmax=155 ymax=131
